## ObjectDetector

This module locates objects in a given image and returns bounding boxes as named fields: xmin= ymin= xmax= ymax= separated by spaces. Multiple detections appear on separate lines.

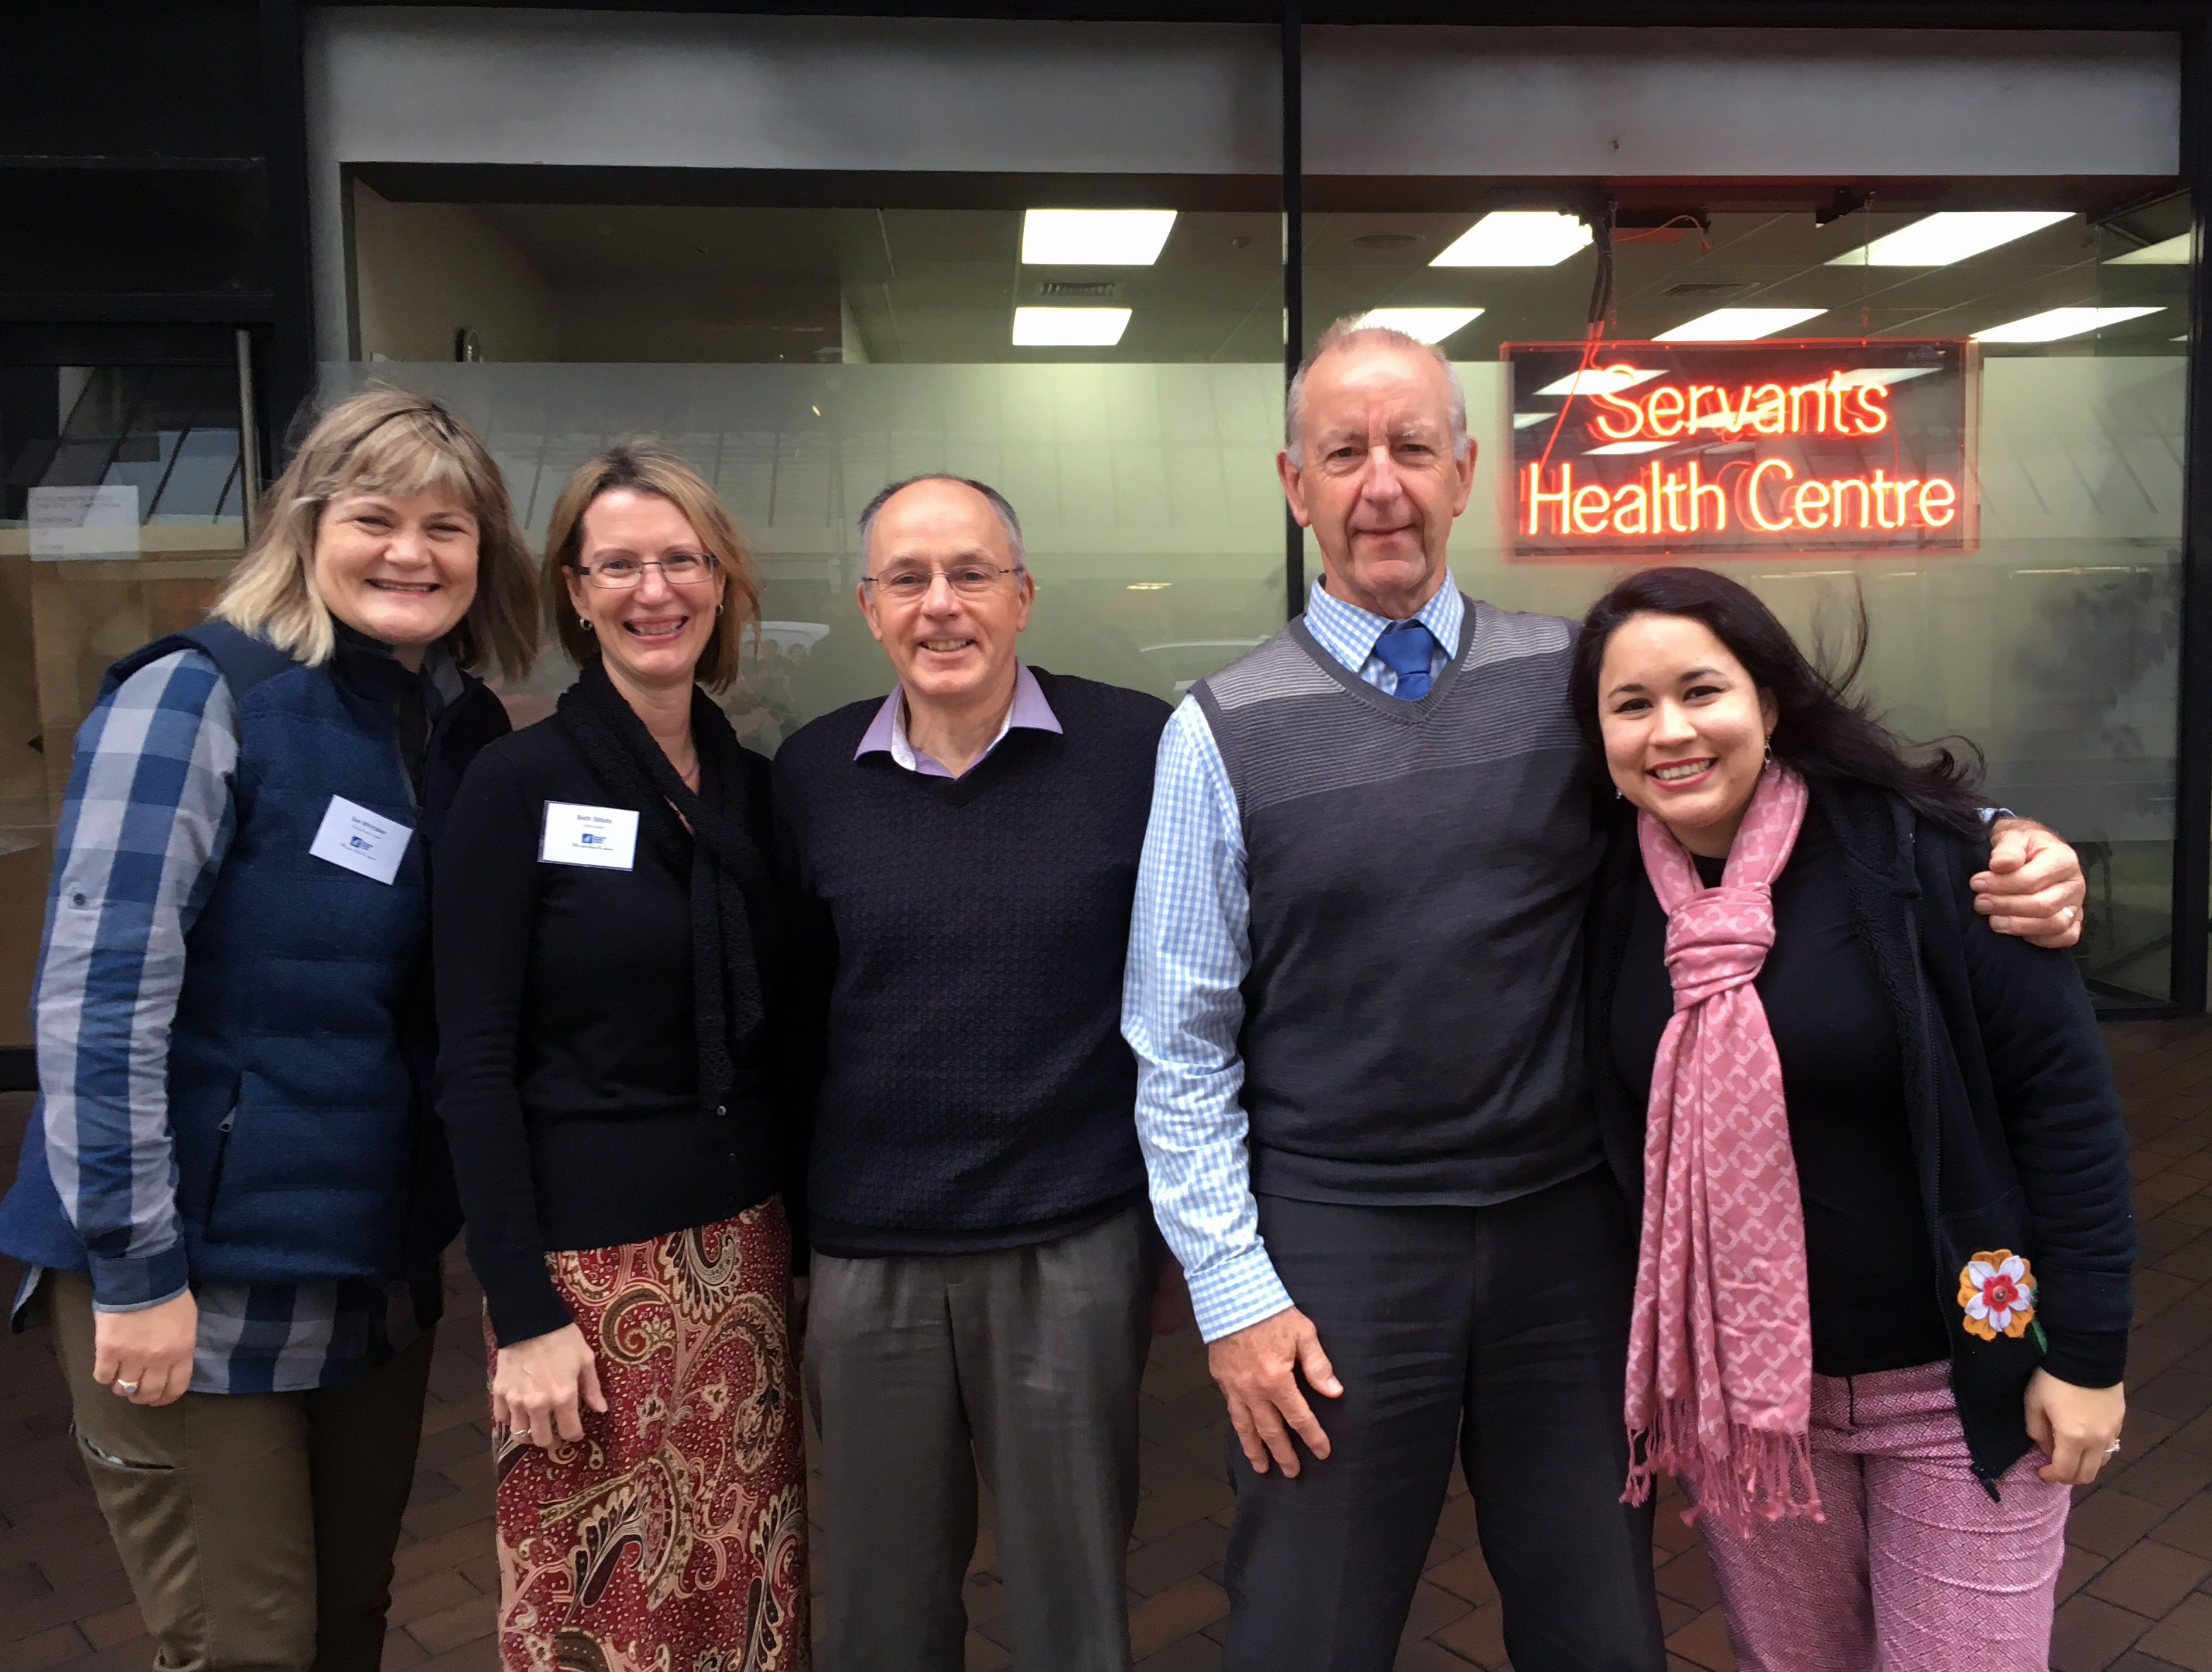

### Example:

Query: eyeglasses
xmin=574 ymin=553 xmax=717 ymax=589
xmin=860 ymin=561 xmax=1027 ymax=602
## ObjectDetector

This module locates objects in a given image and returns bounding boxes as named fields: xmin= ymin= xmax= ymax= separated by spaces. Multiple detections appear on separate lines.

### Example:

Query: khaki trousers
xmin=49 ymin=1270 xmax=437 ymax=1672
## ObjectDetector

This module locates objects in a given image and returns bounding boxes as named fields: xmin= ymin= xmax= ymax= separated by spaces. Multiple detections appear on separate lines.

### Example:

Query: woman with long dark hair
xmin=1570 ymin=566 xmax=2134 ymax=1672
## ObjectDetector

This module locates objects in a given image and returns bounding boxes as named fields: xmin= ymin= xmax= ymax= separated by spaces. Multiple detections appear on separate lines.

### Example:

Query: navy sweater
xmin=771 ymin=670 xmax=1170 ymax=1256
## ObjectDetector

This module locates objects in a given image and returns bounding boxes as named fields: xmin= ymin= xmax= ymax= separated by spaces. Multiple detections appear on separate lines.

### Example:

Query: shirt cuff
xmin=1186 ymin=1242 xmax=1296 ymax=1343
xmin=86 ymin=1243 xmax=191 ymax=1313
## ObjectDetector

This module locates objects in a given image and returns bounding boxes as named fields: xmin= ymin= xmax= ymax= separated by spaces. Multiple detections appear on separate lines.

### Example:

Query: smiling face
xmin=1280 ymin=339 xmax=1476 ymax=619
xmin=1597 ymin=611 xmax=1780 ymax=859
xmin=313 ymin=484 xmax=481 ymax=652
xmin=856 ymin=478 xmax=1032 ymax=708
xmin=563 ymin=487 xmax=726 ymax=694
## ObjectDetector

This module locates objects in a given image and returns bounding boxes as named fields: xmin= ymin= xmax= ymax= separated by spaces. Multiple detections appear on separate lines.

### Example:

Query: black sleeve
xmin=432 ymin=747 xmax=575 ymax=1346
xmin=1937 ymin=830 xmax=2136 ymax=1388
xmin=769 ymin=750 xmax=836 ymax=1272
xmin=736 ymin=749 xmax=811 ymax=1272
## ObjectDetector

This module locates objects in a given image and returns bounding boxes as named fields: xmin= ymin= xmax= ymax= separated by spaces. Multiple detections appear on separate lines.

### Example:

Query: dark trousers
xmin=49 ymin=1270 xmax=436 ymax=1672
xmin=1221 ymin=1166 xmax=1665 ymax=1672
xmin=805 ymin=1202 xmax=1156 ymax=1672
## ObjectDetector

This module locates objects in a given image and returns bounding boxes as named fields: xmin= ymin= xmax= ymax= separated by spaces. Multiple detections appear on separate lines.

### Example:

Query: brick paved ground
xmin=2 ymin=1015 xmax=2209 ymax=1671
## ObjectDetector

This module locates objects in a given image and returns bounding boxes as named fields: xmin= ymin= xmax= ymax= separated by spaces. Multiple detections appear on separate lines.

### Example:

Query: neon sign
xmin=1504 ymin=339 xmax=1976 ymax=560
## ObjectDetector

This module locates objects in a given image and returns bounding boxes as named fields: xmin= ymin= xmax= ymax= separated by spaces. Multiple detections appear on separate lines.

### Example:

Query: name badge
xmin=308 ymin=795 xmax=412 ymax=885
xmin=540 ymin=801 xmax=639 ymax=870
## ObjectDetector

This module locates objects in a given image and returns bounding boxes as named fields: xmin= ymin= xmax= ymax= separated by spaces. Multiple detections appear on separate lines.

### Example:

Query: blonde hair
xmin=542 ymin=441 xmax=761 ymax=694
xmin=212 ymin=387 xmax=539 ymax=680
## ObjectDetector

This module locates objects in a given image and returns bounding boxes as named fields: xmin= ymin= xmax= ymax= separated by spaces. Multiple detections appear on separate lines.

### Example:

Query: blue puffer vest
xmin=0 ymin=620 xmax=510 ymax=1287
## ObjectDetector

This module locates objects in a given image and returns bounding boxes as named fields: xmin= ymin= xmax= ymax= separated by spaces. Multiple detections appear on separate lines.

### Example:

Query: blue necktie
xmin=1374 ymin=619 xmax=1437 ymax=701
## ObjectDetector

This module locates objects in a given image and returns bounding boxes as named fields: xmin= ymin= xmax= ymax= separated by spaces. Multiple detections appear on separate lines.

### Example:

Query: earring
xmin=1763 ymin=734 xmax=1774 ymax=766
xmin=715 ymin=602 xmax=724 ymax=617
xmin=580 ymin=617 xmax=595 ymax=633
xmin=1615 ymin=785 xmax=1625 ymax=800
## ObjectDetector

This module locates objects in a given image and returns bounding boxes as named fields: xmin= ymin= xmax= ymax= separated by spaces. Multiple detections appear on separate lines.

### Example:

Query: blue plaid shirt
xmin=18 ymin=645 xmax=437 ymax=1393
xmin=1123 ymin=577 xmax=1465 ymax=1342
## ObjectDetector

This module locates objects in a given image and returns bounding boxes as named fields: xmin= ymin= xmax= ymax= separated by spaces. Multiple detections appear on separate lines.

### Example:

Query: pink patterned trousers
xmin=1696 ymin=1360 xmax=2072 ymax=1672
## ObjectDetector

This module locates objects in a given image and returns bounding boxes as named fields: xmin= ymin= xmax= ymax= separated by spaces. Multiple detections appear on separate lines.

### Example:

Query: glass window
xmin=0 ymin=359 xmax=249 ymax=1046
xmin=333 ymin=177 xmax=1291 ymax=748
xmin=1311 ymin=187 xmax=2191 ymax=1006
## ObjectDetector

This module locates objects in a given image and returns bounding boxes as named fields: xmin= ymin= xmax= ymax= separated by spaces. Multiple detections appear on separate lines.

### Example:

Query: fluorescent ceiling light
xmin=1012 ymin=306 xmax=1132 ymax=346
xmin=1655 ymin=307 xmax=1826 ymax=342
xmin=1356 ymin=307 xmax=1484 ymax=343
xmin=2108 ymin=232 xmax=2192 ymax=266
xmin=1972 ymin=305 xmax=2165 ymax=343
xmin=1021 ymin=209 xmax=1176 ymax=266
xmin=1587 ymin=440 xmax=1673 ymax=455
xmin=1827 ymin=211 xmax=2070 ymax=267
xmin=1432 ymin=212 xmax=1592 ymax=267
xmin=1828 ymin=367 xmax=1941 ymax=388
xmin=1534 ymin=367 xmax=1667 ymax=398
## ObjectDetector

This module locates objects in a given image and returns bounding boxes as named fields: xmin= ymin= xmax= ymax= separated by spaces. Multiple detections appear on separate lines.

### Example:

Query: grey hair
xmin=1284 ymin=315 xmax=1470 ymax=465
xmin=856 ymin=474 xmax=1026 ymax=570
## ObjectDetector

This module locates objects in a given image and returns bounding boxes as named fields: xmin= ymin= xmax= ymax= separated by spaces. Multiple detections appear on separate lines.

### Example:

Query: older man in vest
xmin=1122 ymin=316 xmax=2089 ymax=1671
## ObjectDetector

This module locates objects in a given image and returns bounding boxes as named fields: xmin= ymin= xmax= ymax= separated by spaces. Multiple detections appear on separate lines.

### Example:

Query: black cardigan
xmin=433 ymin=715 xmax=805 ymax=1345
xmin=1584 ymin=780 xmax=2137 ymax=1491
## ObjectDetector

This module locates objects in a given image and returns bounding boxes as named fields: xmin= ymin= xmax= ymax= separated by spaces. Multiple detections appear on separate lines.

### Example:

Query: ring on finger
xmin=2106 ymin=1440 xmax=2122 ymax=1456
xmin=115 ymin=1380 xmax=139 ymax=1395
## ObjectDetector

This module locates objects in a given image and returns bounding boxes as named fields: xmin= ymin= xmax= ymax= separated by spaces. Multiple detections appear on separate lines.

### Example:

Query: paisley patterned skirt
xmin=490 ymin=1198 xmax=809 ymax=1672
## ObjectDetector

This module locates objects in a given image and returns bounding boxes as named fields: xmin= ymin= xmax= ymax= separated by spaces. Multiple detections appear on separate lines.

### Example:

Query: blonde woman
xmin=433 ymin=443 xmax=809 ymax=1671
xmin=0 ymin=387 xmax=538 ymax=1672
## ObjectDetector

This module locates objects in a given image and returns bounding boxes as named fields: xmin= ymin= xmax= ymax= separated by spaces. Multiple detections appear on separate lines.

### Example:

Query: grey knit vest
xmin=1189 ymin=596 xmax=1607 ymax=1206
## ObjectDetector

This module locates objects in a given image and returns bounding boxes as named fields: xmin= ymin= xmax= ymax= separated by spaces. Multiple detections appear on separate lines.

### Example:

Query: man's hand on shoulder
xmin=1207 ymin=1304 xmax=1342 ymax=1478
xmin=1974 ymin=816 xmax=2086 ymax=949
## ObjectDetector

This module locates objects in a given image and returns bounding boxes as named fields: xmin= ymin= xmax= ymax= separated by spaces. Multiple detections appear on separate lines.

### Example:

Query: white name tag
xmin=308 ymin=795 xmax=412 ymax=885
xmin=539 ymin=801 xmax=639 ymax=870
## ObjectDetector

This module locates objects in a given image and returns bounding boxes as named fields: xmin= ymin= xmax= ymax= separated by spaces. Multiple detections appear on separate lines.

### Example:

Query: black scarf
xmin=553 ymin=657 xmax=768 ymax=1115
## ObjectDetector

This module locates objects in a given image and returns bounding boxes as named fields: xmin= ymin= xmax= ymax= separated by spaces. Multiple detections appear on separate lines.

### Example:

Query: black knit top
xmin=433 ymin=718 xmax=796 ymax=1345
xmin=771 ymin=669 xmax=1172 ymax=1256
xmin=1610 ymin=803 xmax=1952 ymax=1377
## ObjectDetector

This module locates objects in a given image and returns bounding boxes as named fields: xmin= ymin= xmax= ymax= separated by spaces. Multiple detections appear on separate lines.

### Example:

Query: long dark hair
xmin=1569 ymin=566 xmax=1986 ymax=835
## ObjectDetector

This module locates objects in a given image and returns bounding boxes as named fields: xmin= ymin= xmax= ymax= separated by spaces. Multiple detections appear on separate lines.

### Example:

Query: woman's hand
xmin=492 ymin=1322 xmax=607 ymax=1449
xmin=2025 ymin=1367 xmax=2125 ymax=1485
xmin=92 ymin=1289 xmax=198 ymax=1406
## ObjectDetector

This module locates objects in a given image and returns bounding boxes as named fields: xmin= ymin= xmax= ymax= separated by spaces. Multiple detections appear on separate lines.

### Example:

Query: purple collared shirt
xmin=855 ymin=661 xmax=1062 ymax=778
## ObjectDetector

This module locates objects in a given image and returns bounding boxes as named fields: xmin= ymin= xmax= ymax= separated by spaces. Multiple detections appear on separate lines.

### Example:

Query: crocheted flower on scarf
xmin=1958 ymin=1250 xmax=2037 ymax=1342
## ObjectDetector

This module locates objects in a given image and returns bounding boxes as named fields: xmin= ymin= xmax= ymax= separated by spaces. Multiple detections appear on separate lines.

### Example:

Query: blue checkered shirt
xmin=1123 ymin=577 xmax=1465 ymax=1342
xmin=17 ymin=647 xmax=436 ymax=1393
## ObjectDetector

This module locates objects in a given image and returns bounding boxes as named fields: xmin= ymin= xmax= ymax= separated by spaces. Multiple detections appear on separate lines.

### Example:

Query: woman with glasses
xmin=433 ymin=442 xmax=809 ymax=1672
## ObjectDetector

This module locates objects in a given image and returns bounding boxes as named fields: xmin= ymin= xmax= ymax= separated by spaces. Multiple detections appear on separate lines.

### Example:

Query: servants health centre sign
xmin=1505 ymin=338 xmax=1976 ymax=560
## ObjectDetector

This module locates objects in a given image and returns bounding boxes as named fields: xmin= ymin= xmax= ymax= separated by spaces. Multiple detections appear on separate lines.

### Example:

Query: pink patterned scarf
xmin=1621 ymin=763 xmax=1822 ymax=1536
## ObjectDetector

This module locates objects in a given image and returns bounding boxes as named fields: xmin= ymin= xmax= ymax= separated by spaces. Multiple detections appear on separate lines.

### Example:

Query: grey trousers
xmin=805 ymin=1202 xmax=1154 ymax=1672
xmin=47 ymin=1269 xmax=436 ymax=1672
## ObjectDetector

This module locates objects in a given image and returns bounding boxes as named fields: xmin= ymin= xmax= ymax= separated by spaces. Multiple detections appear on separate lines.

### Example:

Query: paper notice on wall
xmin=29 ymin=485 xmax=140 ymax=561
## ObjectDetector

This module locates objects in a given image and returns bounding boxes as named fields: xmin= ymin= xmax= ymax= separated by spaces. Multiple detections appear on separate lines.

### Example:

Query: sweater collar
xmin=856 ymin=661 xmax=1062 ymax=778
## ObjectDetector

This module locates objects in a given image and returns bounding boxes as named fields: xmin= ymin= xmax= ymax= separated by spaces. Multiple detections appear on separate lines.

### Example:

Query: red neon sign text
xmin=1506 ymin=338 xmax=1975 ymax=560
xmin=1524 ymin=458 xmax=1960 ymax=540
xmin=1590 ymin=367 xmax=1891 ymax=441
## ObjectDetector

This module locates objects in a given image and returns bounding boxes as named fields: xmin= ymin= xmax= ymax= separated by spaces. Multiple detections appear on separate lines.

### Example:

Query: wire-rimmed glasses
xmin=574 ymin=552 xmax=718 ymax=589
xmin=859 ymin=561 xmax=1028 ymax=602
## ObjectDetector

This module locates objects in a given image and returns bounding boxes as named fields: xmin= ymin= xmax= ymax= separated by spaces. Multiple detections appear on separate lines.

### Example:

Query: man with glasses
xmin=772 ymin=474 xmax=1176 ymax=1671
